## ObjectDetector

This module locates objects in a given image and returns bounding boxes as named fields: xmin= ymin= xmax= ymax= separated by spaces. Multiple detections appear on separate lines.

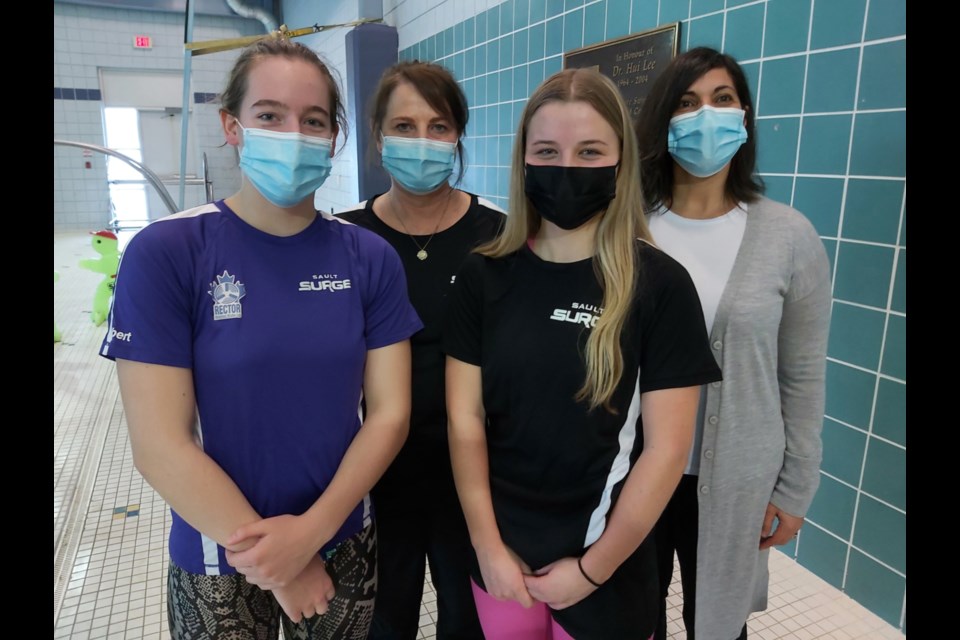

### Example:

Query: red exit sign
xmin=134 ymin=35 xmax=152 ymax=49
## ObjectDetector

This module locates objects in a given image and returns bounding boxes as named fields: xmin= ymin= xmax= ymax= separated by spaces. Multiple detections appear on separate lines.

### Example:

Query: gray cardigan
xmin=682 ymin=197 xmax=832 ymax=639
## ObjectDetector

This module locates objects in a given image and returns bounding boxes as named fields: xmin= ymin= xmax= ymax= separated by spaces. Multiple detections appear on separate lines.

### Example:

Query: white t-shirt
xmin=647 ymin=203 xmax=747 ymax=474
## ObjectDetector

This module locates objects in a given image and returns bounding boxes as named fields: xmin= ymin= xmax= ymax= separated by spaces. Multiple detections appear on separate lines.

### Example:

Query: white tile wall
xmin=54 ymin=2 xmax=264 ymax=231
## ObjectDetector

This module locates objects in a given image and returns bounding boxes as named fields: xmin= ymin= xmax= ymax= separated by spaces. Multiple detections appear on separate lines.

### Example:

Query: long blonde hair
xmin=479 ymin=68 xmax=653 ymax=411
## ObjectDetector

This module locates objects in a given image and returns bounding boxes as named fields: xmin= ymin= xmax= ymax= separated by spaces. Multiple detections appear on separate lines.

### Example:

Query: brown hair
xmin=219 ymin=38 xmax=348 ymax=149
xmin=368 ymin=60 xmax=469 ymax=182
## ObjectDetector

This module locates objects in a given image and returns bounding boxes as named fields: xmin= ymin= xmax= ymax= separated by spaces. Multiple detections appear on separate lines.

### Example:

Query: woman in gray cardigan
xmin=634 ymin=47 xmax=832 ymax=640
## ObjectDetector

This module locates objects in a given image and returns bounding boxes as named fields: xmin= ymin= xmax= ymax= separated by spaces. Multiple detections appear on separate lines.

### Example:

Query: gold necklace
xmin=387 ymin=191 xmax=453 ymax=261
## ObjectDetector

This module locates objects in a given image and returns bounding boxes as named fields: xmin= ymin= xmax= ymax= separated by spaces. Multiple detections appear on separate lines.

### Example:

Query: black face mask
xmin=524 ymin=164 xmax=618 ymax=230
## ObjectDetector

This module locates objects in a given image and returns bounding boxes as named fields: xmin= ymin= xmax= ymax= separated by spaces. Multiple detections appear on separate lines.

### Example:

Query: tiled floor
xmin=55 ymin=230 xmax=906 ymax=639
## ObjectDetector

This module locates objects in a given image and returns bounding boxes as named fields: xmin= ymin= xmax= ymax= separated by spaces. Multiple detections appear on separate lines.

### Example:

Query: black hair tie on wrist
xmin=578 ymin=556 xmax=603 ymax=588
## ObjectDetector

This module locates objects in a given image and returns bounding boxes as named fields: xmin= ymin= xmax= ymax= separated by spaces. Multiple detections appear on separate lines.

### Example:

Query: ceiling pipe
xmin=225 ymin=0 xmax=278 ymax=32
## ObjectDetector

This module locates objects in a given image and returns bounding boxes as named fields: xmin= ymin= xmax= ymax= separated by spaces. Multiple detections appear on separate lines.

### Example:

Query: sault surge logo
xmin=299 ymin=274 xmax=352 ymax=292
xmin=208 ymin=271 xmax=246 ymax=320
xmin=550 ymin=302 xmax=603 ymax=328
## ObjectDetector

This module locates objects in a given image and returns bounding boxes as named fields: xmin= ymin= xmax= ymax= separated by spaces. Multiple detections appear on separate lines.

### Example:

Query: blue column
xmin=345 ymin=22 xmax=398 ymax=201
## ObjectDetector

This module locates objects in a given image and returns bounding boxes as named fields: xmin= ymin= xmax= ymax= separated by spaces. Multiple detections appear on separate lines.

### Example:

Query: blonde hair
xmin=479 ymin=68 xmax=653 ymax=412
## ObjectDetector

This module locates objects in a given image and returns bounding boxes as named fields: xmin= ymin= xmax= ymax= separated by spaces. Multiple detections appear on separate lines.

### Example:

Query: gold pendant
xmin=417 ymin=249 xmax=428 ymax=261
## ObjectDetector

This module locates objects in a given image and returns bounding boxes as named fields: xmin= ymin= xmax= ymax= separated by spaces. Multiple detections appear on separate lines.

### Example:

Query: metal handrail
xmin=54 ymin=139 xmax=180 ymax=216
xmin=110 ymin=178 xmax=207 ymax=186
xmin=202 ymin=151 xmax=214 ymax=203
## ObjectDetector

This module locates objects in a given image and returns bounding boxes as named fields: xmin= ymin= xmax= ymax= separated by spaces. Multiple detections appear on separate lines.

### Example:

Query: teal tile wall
xmin=842 ymin=179 xmax=904 ymax=245
xmin=691 ymin=0 xmax=723 ymax=15
xmin=758 ymin=56 xmax=806 ymax=116
xmin=796 ymin=524 xmax=846 ymax=589
xmin=821 ymin=238 xmax=836 ymax=278
xmin=659 ymin=0 xmax=689 ymax=24
xmin=833 ymin=242 xmax=895 ymax=308
xmin=724 ymin=3 xmax=764 ymax=61
xmin=845 ymin=550 xmax=906 ymax=627
xmin=853 ymin=495 xmax=906 ymax=574
xmin=605 ymin=0 xmax=630 ymax=39
xmin=562 ymin=8 xmax=583 ymax=50
xmin=762 ymin=175 xmax=793 ymax=206
xmin=810 ymin=0 xmax=866 ymax=49
xmin=401 ymin=0 xmax=906 ymax=628
xmin=881 ymin=314 xmax=906 ymax=380
xmin=545 ymin=16 xmax=563 ymax=56
xmin=865 ymin=0 xmax=906 ymax=40
xmin=530 ymin=0 xmax=546 ymax=23
xmin=891 ymin=251 xmax=905 ymax=313
xmin=849 ymin=111 xmax=907 ymax=177
xmin=825 ymin=360 xmax=875 ymax=429
xmin=794 ymin=177 xmax=842 ymax=237
xmin=797 ymin=114 xmax=852 ymax=175
xmin=584 ymin=2 xmax=605 ymax=46
xmin=804 ymin=48 xmax=859 ymax=113
xmin=859 ymin=41 xmax=907 ymax=110
xmin=629 ymin=0 xmax=658 ymax=33
xmin=872 ymin=378 xmax=905 ymax=446
xmin=686 ymin=12 xmax=723 ymax=50
xmin=763 ymin=0 xmax=811 ymax=56
xmin=861 ymin=438 xmax=906 ymax=510
xmin=820 ymin=418 xmax=866 ymax=486
xmin=806 ymin=475 xmax=856 ymax=538
xmin=756 ymin=117 xmax=800 ymax=174
xmin=827 ymin=302 xmax=884 ymax=370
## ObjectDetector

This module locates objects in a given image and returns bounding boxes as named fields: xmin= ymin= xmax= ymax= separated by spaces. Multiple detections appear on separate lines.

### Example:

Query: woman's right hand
xmin=271 ymin=555 xmax=336 ymax=623
xmin=475 ymin=542 xmax=535 ymax=607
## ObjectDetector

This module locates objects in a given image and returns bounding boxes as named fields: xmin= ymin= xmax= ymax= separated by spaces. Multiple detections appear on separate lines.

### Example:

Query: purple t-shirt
xmin=101 ymin=201 xmax=422 ymax=575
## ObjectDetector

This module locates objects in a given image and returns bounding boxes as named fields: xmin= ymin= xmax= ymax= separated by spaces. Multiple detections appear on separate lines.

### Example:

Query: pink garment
xmin=471 ymin=579 xmax=655 ymax=640
xmin=471 ymin=579 xmax=575 ymax=640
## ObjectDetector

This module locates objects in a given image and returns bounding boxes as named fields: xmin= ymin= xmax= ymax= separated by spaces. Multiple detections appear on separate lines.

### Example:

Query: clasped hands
xmin=477 ymin=543 xmax=599 ymax=612
xmin=224 ymin=514 xmax=335 ymax=623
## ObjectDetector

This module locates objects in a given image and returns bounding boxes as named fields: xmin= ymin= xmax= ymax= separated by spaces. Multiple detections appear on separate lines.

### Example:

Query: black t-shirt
xmin=338 ymin=192 xmax=505 ymax=449
xmin=443 ymin=240 xmax=721 ymax=638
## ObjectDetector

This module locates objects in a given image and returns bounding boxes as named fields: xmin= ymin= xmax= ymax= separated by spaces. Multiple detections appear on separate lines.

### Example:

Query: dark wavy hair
xmin=219 ymin=38 xmax=348 ymax=152
xmin=368 ymin=60 xmax=469 ymax=184
xmin=634 ymin=47 xmax=763 ymax=210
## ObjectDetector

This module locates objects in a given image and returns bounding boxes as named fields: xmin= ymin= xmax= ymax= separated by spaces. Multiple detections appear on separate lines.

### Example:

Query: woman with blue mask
xmin=635 ymin=47 xmax=832 ymax=640
xmin=337 ymin=60 xmax=504 ymax=640
xmin=100 ymin=38 xmax=423 ymax=639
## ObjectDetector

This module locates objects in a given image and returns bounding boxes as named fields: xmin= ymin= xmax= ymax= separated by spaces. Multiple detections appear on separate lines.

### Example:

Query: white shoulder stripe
xmin=322 ymin=210 xmax=354 ymax=225
xmin=477 ymin=197 xmax=507 ymax=213
xmin=153 ymin=202 xmax=222 ymax=222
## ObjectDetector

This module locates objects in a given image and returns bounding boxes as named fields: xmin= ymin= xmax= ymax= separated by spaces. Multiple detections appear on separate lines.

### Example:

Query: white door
xmin=100 ymin=69 xmax=206 ymax=225
xmin=138 ymin=109 xmax=206 ymax=219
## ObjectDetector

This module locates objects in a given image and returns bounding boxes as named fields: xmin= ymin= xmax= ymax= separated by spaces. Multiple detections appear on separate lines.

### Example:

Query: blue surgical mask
xmin=380 ymin=136 xmax=457 ymax=195
xmin=667 ymin=105 xmax=748 ymax=178
xmin=237 ymin=124 xmax=333 ymax=208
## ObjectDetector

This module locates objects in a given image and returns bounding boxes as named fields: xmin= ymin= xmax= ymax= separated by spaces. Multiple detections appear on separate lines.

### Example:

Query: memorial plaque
xmin=563 ymin=23 xmax=680 ymax=118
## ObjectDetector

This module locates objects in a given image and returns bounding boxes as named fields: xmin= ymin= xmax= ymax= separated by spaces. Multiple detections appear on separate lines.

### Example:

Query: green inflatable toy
xmin=78 ymin=230 xmax=120 ymax=326
xmin=54 ymin=271 xmax=62 ymax=342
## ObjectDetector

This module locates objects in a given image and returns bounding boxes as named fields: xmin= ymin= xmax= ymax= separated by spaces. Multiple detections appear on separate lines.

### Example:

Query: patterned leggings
xmin=167 ymin=524 xmax=377 ymax=640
